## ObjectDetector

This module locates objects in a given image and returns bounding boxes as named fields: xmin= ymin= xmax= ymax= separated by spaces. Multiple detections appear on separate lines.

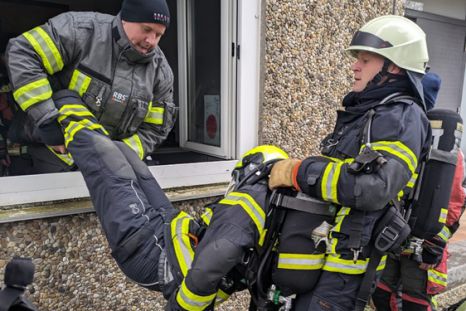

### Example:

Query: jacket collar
xmin=112 ymin=14 xmax=157 ymax=64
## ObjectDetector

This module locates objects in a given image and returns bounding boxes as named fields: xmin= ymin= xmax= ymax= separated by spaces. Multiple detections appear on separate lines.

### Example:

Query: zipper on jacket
xmin=95 ymin=86 xmax=106 ymax=108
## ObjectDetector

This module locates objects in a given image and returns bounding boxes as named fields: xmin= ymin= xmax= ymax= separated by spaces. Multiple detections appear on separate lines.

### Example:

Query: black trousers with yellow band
xmin=54 ymin=90 xmax=180 ymax=292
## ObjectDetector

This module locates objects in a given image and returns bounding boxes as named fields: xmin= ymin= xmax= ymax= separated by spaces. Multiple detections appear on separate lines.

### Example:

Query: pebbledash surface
xmin=8 ymin=0 xmax=461 ymax=310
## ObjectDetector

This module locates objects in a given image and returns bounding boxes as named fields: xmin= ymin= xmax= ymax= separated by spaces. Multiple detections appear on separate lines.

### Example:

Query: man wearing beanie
xmin=5 ymin=0 xmax=176 ymax=173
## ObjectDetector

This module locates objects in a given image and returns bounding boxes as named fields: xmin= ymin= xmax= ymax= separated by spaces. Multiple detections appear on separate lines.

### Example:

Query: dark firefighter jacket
xmin=292 ymin=79 xmax=431 ymax=274
xmin=6 ymin=12 xmax=176 ymax=160
xmin=172 ymin=181 xmax=270 ymax=310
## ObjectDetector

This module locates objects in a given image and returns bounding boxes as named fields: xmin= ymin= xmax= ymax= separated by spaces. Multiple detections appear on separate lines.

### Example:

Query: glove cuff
xmin=36 ymin=120 xmax=64 ymax=146
xmin=291 ymin=160 xmax=302 ymax=191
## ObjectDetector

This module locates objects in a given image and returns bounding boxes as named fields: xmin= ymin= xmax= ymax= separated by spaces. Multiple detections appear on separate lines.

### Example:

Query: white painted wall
xmin=417 ymin=0 xmax=466 ymax=21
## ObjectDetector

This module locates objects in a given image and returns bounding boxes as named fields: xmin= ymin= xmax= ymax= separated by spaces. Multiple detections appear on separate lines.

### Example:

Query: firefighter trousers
xmin=55 ymin=90 xmax=178 ymax=290
xmin=372 ymin=255 xmax=437 ymax=311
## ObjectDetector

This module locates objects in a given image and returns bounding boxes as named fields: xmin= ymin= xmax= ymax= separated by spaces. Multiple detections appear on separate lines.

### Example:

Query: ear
xmin=387 ymin=63 xmax=402 ymax=74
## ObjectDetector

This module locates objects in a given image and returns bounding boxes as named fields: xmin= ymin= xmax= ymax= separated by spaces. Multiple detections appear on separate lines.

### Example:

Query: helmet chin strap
xmin=364 ymin=59 xmax=401 ymax=91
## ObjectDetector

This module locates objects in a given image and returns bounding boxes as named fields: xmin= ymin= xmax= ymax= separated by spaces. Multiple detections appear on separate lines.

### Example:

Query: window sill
xmin=0 ymin=182 xmax=229 ymax=223
xmin=0 ymin=160 xmax=236 ymax=208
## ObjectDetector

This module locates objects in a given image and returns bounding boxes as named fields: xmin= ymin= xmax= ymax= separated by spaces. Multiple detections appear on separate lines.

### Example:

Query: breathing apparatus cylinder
xmin=271 ymin=193 xmax=335 ymax=296
xmin=410 ymin=108 xmax=463 ymax=240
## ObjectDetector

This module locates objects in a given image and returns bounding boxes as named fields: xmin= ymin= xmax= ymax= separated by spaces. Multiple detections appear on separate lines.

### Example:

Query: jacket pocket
xmin=118 ymin=98 xmax=150 ymax=136
xmin=73 ymin=65 xmax=111 ymax=115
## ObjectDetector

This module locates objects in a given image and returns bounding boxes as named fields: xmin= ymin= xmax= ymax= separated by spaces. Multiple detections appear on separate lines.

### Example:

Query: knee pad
xmin=92 ymin=135 xmax=136 ymax=180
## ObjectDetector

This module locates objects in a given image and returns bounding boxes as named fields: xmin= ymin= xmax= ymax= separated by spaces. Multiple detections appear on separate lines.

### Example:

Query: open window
xmin=0 ymin=0 xmax=261 ymax=206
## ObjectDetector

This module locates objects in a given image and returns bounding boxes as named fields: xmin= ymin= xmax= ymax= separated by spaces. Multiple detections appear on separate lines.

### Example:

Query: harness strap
xmin=354 ymin=249 xmax=383 ymax=311
xmin=270 ymin=193 xmax=335 ymax=217
xmin=0 ymin=287 xmax=25 ymax=311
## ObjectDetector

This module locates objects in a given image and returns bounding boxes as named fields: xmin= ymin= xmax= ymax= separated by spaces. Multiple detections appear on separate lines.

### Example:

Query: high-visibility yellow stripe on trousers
xmin=321 ymin=161 xmax=343 ymax=204
xmin=23 ymin=26 xmax=64 ymax=75
xmin=13 ymin=78 xmax=52 ymax=111
xmin=144 ymin=101 xmax=164 ymax=125
xmin=367 ymin=141 xmax=418 ymax=175
xmin=176 ymin=279 xmax=216 ymax=311
xmin=428 ymin=269 xmax=447 ymax=287
xmin=63 ymin=120 xmax=108 ymax=147
xmin=123 ymin=134 xmax=144 ymax=160
xmin=170 ymin=211 xmax=195 ymax=277
xmin=58 ymin=104 xmax=96 ymax=123
xmin=219 ymin=191 xmax=266 ymax=246
xmin=277 ymin=253 xmax=325 ymax=270
xmin=323 ymin=254 xmax=387 ymax=275
xmin=46 ymin=146 xmax=74 ymax=166
xmin=68 ymin=70 xmax=91 ymax=97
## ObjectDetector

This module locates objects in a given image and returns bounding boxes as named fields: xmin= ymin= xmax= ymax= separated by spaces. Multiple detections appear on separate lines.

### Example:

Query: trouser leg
xmin=293 ymin=271 xmax=363 ymax=311
xmin=27 ymin=144 xmax=75 ymax=174
xmin=56 ymin=90 xmax=176 ymax=289
xmin=373 ymin=256 xmax=402 ymax=311
xmin=114 ymin=141 xmax=177 ymax=221
xmin=400 ymin=256 xmax=435 ymax=311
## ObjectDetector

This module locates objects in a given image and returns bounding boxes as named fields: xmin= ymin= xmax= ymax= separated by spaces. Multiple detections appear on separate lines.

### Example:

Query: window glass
xmin=187 ymin=0 xmax=221 ymax=147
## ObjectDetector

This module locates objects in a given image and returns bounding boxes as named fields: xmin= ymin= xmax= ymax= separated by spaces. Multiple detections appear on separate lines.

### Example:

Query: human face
xmin=350 ymin=51 xmax=385 ymax=92
xmin=122 ymin=21 xmax=166 ymax=55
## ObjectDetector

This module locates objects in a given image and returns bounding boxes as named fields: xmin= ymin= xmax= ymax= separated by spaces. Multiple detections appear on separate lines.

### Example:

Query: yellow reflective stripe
xmin=321 ymin=155 xmax=354 ymax=164
xmin=277 ymin=253 xmax=325 ymax=270
xmin=214 ymin=289 xmax=230 ymax=306
xmin=46 ymin=146 xmax=74 ymax=166
xmin=437 ymin=225 xmax=451 ymax=242
xmin=68 ymin=70 xmax=91 ymax=97
xmin=171 ymin=212 xmax=195 ymax=277
xmin=58 ymin=104 xmax=96 ymax=123
xmin=144 ymin=101 xmax=164 ymax=125
xmin=321 ymin=162 xmax=343 ymax=204
xmin=328 ymin=207 xmax=351 ymax=254
xmin=220 ymin=192 xmax=265 ymax=245
xmin=323 ymin=254 xmax=386 ymax=275
xmin=428 ymin=269 xmax=447 ymax=287
xmin=63 ymin=119 xmax=108 ymax=147
xmin=438 ymin=208 xmax=448 ymax=224
xmin=200 ymin=207 xmax=213 ymax=226
xmin=407 ymin=173 xmax=418 ymax=188
xmin=13 ymin=78 xmax=52 ymax=111
xmin=23 ymin=27 xmax=63 ymax=74
xmin=176 ymin=279 xmax=216 ymax=311
xmin=368 ymin=141 xmax=417 ymax=174
xmin=122 ymin=134 xmax=144 ymax=160
xmin=63 ymin=121 xmax=85 ymax=147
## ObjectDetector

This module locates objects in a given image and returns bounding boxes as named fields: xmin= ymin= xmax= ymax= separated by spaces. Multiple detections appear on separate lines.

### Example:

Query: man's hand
xmin=268 ymin=159 xmax=301 ymax=190
xmin=50 ymin=144 xmax=67 ymax=154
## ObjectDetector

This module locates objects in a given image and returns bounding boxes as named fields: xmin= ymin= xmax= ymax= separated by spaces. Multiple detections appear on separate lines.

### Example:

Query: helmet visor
xmin=349 ymin=31 xmax=393 ymax=52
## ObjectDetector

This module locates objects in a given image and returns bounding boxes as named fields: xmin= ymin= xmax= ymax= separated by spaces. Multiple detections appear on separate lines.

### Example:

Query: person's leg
xmin=292 ymin=271 xmax=363 ymax=311
xmin=56 ymin=90 xmax=174 ymax=289
xmin=400 ymin=256 xmax=435 ymax=311
xmin=114 ymin=141 xmax=176 ymax=220
xmin=372 ymin=255 xmax=402 ymax=311
xmin=27 ymin=144 xmax=75 ymax=174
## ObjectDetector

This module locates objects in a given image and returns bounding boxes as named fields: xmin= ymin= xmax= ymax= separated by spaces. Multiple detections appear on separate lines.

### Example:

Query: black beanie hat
xmin=121 ymin=0 xmax=170 ymax=28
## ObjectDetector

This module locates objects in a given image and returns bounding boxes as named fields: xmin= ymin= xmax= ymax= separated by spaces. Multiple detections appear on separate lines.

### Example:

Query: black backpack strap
xmin=270 ymin=192 xmax=335 ymax=217
xmin=354 ymin=249 xmax=383 ymax=311
xmin=0 ymin=287 xmax=25 ymax=311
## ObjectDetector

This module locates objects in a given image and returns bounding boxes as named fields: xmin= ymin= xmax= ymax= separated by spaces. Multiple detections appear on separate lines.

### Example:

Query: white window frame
xmin=178 ymin=0 xmax=236 ymax=158
xmin=0 ymin=0 xmax=261 ymax=207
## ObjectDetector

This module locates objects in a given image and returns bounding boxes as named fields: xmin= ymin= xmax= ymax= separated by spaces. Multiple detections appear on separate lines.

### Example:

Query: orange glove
xmin=268 ymin=159 xmax=301 ymax=190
